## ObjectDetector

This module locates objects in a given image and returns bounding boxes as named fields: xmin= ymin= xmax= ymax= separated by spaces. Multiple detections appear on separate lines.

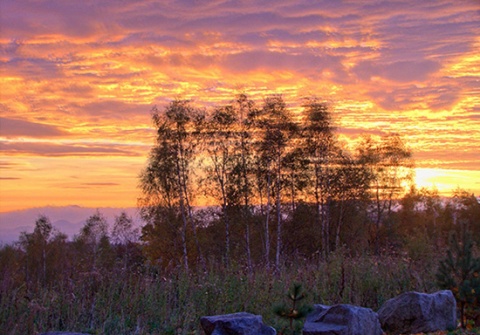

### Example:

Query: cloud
xmin=353 ymin=60 xmax=441 ymax=83
xmin=415 ymin=150 xmax=480 ymax=170
xmin=0 ymin=141 xmax=141 ymax=157
xmin=364 ymin=82 xmax=463 ymax=111
xmin=222 ymin=50 xmax=329 ymax=73
xmin=383 ymin=60 xmax=441 ymax=82
xmin=1 ymin=58 xmax=62 ymax=79
xmin=0 ymin=0 xmax=479 ymax=208
xmin=0 ymin=162 xmax=20 ymax=169
xmin=81 ymin=182 xmax=120 ymax=186
xmin=68 ymin=100 xmax=149 ymax=120
xmin=1 ymin=0 xmax=123 ymax=40
xmin=0 ymin=117 xmax=68 ymax=138
xmin=339 ymin=127 xmax=386 ymax=137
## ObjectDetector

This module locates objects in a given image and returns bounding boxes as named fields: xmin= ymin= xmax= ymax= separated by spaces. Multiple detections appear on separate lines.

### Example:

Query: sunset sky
xmin=1 ymin=0 xmax=479 ymax=212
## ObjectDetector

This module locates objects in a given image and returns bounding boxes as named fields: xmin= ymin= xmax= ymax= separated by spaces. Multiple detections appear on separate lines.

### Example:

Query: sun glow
xmin=415 ymin=168 xmax=480 ymax=196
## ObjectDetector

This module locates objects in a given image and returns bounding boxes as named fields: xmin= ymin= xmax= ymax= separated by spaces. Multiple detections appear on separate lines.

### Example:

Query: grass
xmin=0 ymin=250 xmax=471 ymax=335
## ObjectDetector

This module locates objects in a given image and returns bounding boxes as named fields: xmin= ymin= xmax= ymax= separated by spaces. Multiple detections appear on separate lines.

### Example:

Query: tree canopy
xmin=138 ymin=94 xmax=416 ymax=269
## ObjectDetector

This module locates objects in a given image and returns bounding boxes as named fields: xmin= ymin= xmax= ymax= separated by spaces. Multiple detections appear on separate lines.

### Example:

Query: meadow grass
xmin=0 ymin=251 xmax=441 ymax=335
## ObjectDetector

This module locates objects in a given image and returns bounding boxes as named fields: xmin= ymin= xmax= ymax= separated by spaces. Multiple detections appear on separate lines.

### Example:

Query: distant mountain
xmin=0 ymin=205 xmax=144 ymax=245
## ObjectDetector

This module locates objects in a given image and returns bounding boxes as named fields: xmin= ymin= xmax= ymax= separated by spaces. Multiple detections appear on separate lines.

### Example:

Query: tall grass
xmin=0 ymin=250 xmax=440 ymax=335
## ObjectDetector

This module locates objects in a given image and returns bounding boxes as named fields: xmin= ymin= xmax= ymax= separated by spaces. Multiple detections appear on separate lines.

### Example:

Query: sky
xmin=1 ymin=0 xmax=479 ymax=213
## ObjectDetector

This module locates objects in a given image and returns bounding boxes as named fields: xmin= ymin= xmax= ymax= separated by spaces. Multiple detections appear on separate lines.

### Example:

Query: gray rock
xmin=305 ymin=304 xmax=330 ymax=323
xmin=200 ymin=312 xmax=276 ymax=335
xmin=377 ymin=290 xmax=456 ymax=334
xmin=303 ymin=304 xmax=383 ymax=335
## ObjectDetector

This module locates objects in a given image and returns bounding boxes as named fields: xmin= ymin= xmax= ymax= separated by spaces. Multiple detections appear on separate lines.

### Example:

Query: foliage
xmin=137 ymin=94 xmax=416 ymax=270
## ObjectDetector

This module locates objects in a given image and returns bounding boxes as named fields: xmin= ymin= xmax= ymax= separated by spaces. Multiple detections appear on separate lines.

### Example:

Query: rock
xmin=377 ymin=290 xmax=456 ymax=334
xmin=39 ymin=333 xmax=90 ymax=335
xmin=305 ymin=304 xmax=330 ymax=323
xmin=303 ymin=304 xmax=383 ymax=335
xmin=200 ymin=312 xmax=276 ymax=335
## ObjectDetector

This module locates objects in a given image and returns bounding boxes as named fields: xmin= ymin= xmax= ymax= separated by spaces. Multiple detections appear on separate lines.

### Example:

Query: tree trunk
xmin=265 ymin=169 xmax=271 ymax=269
xmin=176 ymin=158 xmax=189 ymax=273
xmin=335 ymin=200 xmax=345 ymax=251
xmin=241 ymin=136 xmax=252 ymax=272
xmin=42 ymin=243 xmax=47 ymax=286
xmin=179 ymin=139 xmax=205 ymax=271
xmin=222 ymin=202 xmax=230 ymax=268
xmin=314 ymin=163 xmax=322 ymax=258
xmin=275 ymin=158 xmax=282 ymax=270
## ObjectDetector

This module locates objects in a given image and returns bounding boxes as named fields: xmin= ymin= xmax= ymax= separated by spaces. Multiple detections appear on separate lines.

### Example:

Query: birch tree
xmin=302 ymin=100 xmax=336 ymax=259
xmin=256 ymin=95 xmax=297 ymax=269
xmin=202 ymin=104 xmax=238 ymax=267
xmin=139 ymin=100 xmax=205 ymax=272
xmin=357 ymin=133 xmax=414 ymax=254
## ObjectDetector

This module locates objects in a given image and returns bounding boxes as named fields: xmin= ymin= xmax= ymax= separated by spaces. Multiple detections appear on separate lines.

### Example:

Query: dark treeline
xmin=1 ymin=210 xmax=143 ymax=292
xmin=136 ymin=93 xmax=480 ymax=271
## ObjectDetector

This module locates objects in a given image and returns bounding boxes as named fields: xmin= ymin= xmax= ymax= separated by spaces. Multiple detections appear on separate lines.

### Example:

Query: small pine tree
xmin=436 ymin=229 xmax=480 ymax=328
xmin=274 ymin=283 xmax=312 ymax=335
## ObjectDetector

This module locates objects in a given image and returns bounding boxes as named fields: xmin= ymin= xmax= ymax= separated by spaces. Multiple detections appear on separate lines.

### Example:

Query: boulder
xmin=200 ymin=312 xmax=276 ymax=335
xmin=377 ymin=290 xmax=456 ymax=334
xmin=305 ymin=304 xmax=330 ymax=323
xmin=303 ymin=304 xmax=383 ymax=335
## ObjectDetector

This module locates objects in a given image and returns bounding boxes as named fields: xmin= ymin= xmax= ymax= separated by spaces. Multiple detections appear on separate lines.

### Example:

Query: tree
xmin=139 ymin=100 xmax=205 ymax=272
xmin=282 ymin=148 xmax=309 ymax=213
xmin=33 ymin=215 xmax=52 ymax=286
xmin=255 ymin=95 xmax=297 ymax=269
xmin=18 ymin=216 xmax=53 ymax=287
xmin=357 ymin=133 xmax=414 ymax=254
xmin=202 ymin=103 xmax=239 ymax=268
xmin=228 ymin=94 xmax=258 ymax=270
xmin=451 ymin=189 xmax=480 ymax=244
xmin=136 ymin=94 xmax=420 ymax=267
xmin=327 ymin=152 xmax=371 ymax=251
xmin=111 ymin=211 xmax=140 ymax=272
xmin=75 ymin=210 xmax=110 ymax=271
xmin=397 ymin=186 xmax=444 ymax=253
xmin=302 ymin=99 xmax=337 ymax=259
xmin=17 ymin=215 xmax=67 ymax=288
xmin=111 ymin=211 xmax=138 ymax=245
xmin=141 ymin=206 xmax=184 ymax=269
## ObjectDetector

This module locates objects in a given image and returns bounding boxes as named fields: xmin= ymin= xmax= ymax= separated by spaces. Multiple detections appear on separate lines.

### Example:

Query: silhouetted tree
xmin=302 ymin=99 xmax=337 ymax=259
xmin=229 ymin=94 xmax=258 ymax=270
xmin=202 ymin=103 xmax=239 ymax=268
xmin=75 ymin=210 xmax=110 ymax=272
xmin=139 ymin=100 xmax=206 ymax=272
xmin=111 ymin=211 xmax=138 ymax=245
xmin=256 ymin=95 xmax=297 ymax=269
xmin=357 ymin=134 xmax=414 ymax=254
xmin=17 ymin=215 xmax=68 ymax=289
